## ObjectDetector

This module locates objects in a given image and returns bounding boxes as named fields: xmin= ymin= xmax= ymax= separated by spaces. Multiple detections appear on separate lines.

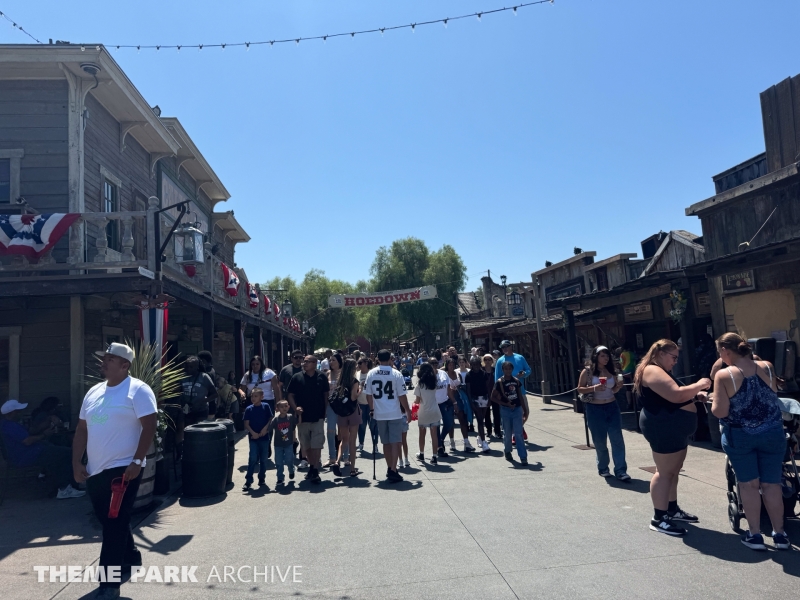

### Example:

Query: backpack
xmin=329 ymin=379 xmax=357 ymax=417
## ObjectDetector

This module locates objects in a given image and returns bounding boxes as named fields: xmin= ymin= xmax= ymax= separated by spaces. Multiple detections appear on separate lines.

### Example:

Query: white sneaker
xmin=404 ymin=459 xmax=411 ymax=468
xmin=298 ymin=460 xmax=309 ymax=470
xmin=56 ymin=484 xmax=86 ymax=499
xmin=356 ymin=444 xmax=363 ymax=452
xmin=449 ymin=440 xmax=457 ymax=452
xmin=463 ymin=440 xmax=476 ymax=452
xmin=481 ymin=440 xmax=491 ymax=452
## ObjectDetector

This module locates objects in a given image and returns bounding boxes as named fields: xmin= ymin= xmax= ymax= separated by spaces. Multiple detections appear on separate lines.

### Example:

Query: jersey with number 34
xmin=365 ymin=366 xmax=407 ymax=421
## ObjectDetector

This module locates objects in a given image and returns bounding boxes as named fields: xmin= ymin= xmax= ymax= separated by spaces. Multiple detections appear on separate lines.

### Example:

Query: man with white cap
xmin=0 ymin=399 xmax=85 ymax=499
xmin=72 ymin=342 xmax=157 ymax=600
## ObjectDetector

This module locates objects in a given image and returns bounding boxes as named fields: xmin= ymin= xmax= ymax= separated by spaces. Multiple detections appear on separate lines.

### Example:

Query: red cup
xmin=109 ymin=477 xmax=129 ymax=519
xmin=599 ymin=377 xmax=608 ymax=386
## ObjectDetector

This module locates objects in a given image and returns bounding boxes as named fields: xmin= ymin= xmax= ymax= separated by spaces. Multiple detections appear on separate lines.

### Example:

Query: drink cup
xmin=599 ymin=377 xmax=607 ymax=386
xmin=108 ymin=477 xmax=129 ymax=519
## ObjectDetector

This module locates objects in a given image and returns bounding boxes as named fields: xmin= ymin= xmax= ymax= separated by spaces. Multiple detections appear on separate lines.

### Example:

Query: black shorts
xmin=639 ymin=407 xmax=697 ymax=454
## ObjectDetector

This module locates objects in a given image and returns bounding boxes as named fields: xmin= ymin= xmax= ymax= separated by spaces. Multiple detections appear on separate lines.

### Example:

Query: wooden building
xmin=684 ymin=73 xmax=800 ymax=386
xmin=0 ymin=45 xmax=306 ymax=422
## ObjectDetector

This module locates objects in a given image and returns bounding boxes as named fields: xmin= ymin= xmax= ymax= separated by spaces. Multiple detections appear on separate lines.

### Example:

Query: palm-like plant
xmin=87 ymin=339 xmax=185 ymax=455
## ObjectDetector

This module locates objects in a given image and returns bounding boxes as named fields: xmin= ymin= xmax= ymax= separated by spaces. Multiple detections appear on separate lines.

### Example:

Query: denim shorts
xmin=377 ymin=418 xmax=405 ymax=444
xmin=722 ymin=424 xmax=785 ymax=484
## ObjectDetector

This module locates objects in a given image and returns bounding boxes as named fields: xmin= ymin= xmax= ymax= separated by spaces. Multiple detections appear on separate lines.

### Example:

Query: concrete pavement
xmin=2 ymin=395 xmax=799 ymax=599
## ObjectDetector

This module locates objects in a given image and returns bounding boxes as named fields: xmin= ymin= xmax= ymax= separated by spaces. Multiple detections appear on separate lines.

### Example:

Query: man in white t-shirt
xmin=320 ymin=349 xmax=332 ymax=373
xmin=365 ymin=349 xmax=411 ymax=483
xmin=72 ymin=343 xmax=157 ymax=600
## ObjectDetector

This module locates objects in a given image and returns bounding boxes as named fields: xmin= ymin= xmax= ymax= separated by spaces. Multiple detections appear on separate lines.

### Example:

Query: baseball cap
xmin=1 ymin=399 xmax=28 ymax=415
xmin=499 ymin=340 xmax=512 ymax=348
xmin=95 ymin=342 xmax=135 ymax=363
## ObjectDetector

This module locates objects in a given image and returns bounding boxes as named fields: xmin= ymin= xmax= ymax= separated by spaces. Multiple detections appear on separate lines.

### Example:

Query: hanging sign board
xmin=329 ymin=285 xmax=437 ymax=308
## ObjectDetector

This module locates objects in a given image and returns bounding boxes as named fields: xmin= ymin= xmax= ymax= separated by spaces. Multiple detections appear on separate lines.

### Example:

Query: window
xmin=104 ymin=179 xmax=120 ymax=251
xmin=0 ymin=159 xmax=9 ymax=203
xmin=595 ymin=267 xmax=609 ymax=291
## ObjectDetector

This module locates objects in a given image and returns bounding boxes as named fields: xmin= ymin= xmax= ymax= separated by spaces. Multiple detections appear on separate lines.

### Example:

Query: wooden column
xmin=69 ymin=296 xmax=84 ymax=424
xmin=252 ymin=325 xmax=262 ymax=359
xmin=234 ymin=319 xmax=244 ymax=382
xmin=565 ymin=309 xmax=580 ymax=411
xmin=202 ymin=309 xmax=214 ymax=354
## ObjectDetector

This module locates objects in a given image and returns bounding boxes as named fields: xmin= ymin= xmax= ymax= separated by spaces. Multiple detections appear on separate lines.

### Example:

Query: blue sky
xmin=4 ymin=1 xmax=799 ymax=290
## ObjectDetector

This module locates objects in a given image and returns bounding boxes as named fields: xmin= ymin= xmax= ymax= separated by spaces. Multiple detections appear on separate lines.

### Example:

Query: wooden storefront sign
xmin=694 ymin=291 xmax=711 ymax=315
xmin=722 ymin=270 xmax=755 ymax=294
xmin=623 ymin=300 xmax=653 ymax=322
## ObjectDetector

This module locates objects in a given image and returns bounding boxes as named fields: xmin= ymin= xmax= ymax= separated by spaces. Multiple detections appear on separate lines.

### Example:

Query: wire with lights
xmin=0 ymin=9 xmax=43 ymax=44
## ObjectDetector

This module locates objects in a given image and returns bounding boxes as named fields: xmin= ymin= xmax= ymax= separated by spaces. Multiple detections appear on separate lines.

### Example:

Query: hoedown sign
xmin=328 ymin=285 xmax=437 ymax=308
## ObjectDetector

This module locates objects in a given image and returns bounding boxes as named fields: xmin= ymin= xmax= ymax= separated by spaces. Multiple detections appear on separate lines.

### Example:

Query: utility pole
xmin=533 ymin=277 xmax=551 ymax=404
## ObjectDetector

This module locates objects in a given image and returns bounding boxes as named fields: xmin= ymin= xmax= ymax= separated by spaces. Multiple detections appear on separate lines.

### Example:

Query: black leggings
xmin=472 ymin=405 xmax=487 ymax=440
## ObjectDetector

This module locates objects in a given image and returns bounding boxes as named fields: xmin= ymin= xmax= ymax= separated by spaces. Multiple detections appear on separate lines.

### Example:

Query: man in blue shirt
xmin=494 ymin=340 xmax=532 ymax=396
xmin=0 ymin=399 xmax=85 ymax=499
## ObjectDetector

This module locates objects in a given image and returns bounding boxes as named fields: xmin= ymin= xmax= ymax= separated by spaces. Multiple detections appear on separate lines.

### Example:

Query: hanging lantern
xmin=282 ymin=300 xmax=292 ymax=318
xmin=173 ymin=222 xmax=205 ymax=266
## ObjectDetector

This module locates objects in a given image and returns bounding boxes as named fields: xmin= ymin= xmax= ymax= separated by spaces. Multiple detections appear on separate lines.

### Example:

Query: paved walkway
xmin=2 ymin=396 xmax=799 ymax=599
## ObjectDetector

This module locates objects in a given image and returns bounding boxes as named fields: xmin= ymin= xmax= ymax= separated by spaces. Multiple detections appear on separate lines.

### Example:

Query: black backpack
xmin=329 ymin=379 xmax=357 ymax=417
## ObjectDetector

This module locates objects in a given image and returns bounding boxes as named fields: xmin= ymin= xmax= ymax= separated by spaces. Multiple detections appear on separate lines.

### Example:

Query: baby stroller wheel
xmin=728 ymin=501 xmax=742 ymax=532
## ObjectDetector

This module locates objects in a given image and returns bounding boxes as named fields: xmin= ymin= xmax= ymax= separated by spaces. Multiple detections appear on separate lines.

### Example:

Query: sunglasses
xmin=292 ymin=355 xmax=303 ymax=359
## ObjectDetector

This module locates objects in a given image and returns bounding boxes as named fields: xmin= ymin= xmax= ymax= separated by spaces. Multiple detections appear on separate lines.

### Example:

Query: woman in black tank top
xmin=634 ymin=339 xmax=711 ymax=537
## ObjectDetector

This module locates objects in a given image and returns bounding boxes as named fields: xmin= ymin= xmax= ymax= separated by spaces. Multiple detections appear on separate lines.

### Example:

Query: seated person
xmin=29 ymin=396 xmax=71 ymax=446
xmin=0 ymin=399 xmax=85 ymax=499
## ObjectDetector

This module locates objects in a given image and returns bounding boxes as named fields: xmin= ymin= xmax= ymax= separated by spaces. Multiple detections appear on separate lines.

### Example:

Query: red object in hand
xmin=410 ymin=404 xmax=419 ymax=421
xmin=599 ymin=377 xmax=607 ymax=386
xmin=108 ymin=477 xmax=129 ymax=519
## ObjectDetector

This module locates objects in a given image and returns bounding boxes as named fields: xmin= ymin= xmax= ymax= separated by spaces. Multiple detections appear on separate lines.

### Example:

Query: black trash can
xmin=182 ymin=423 xmax=227 ymax=498
xmin=216 ymin=419 xmax=236 ymax=486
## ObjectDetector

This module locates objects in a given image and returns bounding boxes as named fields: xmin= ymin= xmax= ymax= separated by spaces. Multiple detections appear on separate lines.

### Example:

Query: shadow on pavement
xmin=178 ymin=493 xmax=227 ymax=507
xmin=681 ymin=524 xmax=800 ymax=577
xmin=525 ymin=442 xmax=553 ymax=452
xmin=604 ymin=477 xmax=650 ymax=494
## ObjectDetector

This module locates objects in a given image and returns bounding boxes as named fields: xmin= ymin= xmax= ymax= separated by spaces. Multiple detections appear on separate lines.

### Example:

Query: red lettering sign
xmin=356 ymin=297 xmax=366 ymax=306
xmin=384 ymin=295 xmax=393 ymax=304
xmin=410 ymin=290 xmax=421 ymax=300
xmin=345 ymin=298 xmax=355 ymax=307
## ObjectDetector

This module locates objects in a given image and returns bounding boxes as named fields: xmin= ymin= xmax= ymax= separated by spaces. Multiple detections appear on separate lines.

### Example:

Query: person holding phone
xmin=634 ymin=339 xmax=711 ymax=537
xmin=577 ymin=346 xmax=630 ymax=481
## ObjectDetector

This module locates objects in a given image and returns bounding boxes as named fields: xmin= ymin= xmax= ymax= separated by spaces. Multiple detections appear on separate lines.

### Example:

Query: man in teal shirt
xmin=494 ymin=340 xmax=531 ymax=396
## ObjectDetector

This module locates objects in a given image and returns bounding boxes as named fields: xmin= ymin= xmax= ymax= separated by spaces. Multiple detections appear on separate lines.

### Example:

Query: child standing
xmin=491 ymin=361 xmax=529 ymax=465
xmin=465 ymin=356 xmax=491 ymax=452
xmin=243 ymin=388 xmax=273 ymax=490
xmin=267 ymin=400 xmax=298 ymax=485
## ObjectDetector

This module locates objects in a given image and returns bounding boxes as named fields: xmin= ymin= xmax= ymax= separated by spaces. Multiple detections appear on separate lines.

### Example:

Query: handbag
xmin=329 ymin=381 xmax=357 ymax=417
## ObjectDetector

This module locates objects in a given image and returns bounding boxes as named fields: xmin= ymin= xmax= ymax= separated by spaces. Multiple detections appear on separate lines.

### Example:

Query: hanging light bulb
xmin=80 ymin=45 xmax=85 ymax=51
xmin=295 ymin=38 xmax=300 ymax=44
xmin=221 ymin=43 xmax=226 ymax=50
xmin=477 ymin=12 xmax=482 ymax=21
xmin=380 ymin=27 xmax=385 ymax=35
xmin=177 ymin=45 xmax=181 ymax=52
xmin=137 ymin=45 xmax=140 ymax=53
xmin=411 ymin=23 xmax=416 ymax=32
xmin=323 ymin=35 xmax=327 ymax=42
xmin=199 ymin=44 xmax=203 ymax=51
xmin=270 ymin=40 xmax=274 ymax=46
xmin=95 ymin=45 xmax=100 ymax=51
xmin=443 ymin=18 xmax=448 ymax=28
xmin=156 ymin=45 xmax=160 ymax=51
xmin=513 ymin=6 xmax=518 ymax=15
xmin=350 ymin=32 xmax=355 ymax=37
xmin=245 ymin=42 xmax=250 ymax=50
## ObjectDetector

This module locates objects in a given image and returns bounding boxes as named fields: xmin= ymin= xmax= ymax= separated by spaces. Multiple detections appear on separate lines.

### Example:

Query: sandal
xmin=349 ymin=468 xmax=360 ymax=477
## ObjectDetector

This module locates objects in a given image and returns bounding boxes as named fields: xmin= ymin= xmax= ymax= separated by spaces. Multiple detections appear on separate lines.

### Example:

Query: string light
xmin=76 ymin=1 xmax=552 ymax=52
xmin=0 ymin=10 xmax=42 ymax=44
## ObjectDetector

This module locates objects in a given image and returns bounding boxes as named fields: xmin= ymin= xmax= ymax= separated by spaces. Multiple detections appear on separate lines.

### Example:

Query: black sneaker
xmin=650 ymin=516 xmax=687 ymax=537
xmin=505 ymin=452 xmax=513 ymax=462
xmin=289 ymin=471 xmax=295 ymax=480
xmin=415 ymin=452 xmax=424 ymax=462
xmin=520 ymin=459 xmax=528 ymax=466
xmin=437 ymin=447 xmax=448 ymax=457
xmin=258 ymin=480 xmax=266 ymax=487
xmin=430 ymin=456 xmax=438 ymax=465
xmin=242 ymin=482 xmax=252 ymax=491
xmin=669 ymin=508 xmax=699 ymax=523
xmin=387 ymin=469 xmax=403 ymax=483
xmin=309 ymin=468 xmax=321 ymax=484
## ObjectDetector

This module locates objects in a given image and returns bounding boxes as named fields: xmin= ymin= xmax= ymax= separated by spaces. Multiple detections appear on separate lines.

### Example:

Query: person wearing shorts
xmin=366 ymin=349 xmax=412 ymax=483
xmin=287 ymin=355 xmax=329 ymax=485
xmin=413 ymin=362 xmax=443 ymax=464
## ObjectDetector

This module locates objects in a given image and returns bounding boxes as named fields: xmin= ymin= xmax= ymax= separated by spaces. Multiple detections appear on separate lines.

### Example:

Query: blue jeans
xmin=501 ymin=405 xmax=527 ymax=460
xmin=585 ymin=401 xmax=627 ymax=476
xmin=245 ymin=438 xmax=271 ymax=484
xmin=437 ymin=402 xmax=455 ymax=449
xmin=274 ymin=444 xmax=295 ymax=482
xmin=358 ymin=404 xmax=377 ymax=446
xmin=326 ymin=404 xmax=350 ymax=461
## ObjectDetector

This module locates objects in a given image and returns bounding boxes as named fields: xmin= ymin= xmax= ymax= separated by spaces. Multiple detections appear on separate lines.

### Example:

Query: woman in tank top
xmin=634 ymin=339 xmax=711 ymax=537
xmin=577 ymin=346 xmax=630 ymax=482
xmin=711 ymin=333 xmax=790 ymax=550
xmin=324 ymin=353 xmax=344 ymax=468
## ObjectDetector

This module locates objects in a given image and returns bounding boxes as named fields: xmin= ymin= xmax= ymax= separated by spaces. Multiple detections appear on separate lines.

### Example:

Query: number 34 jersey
xmin=365 ymin=366 xmax=407 ymax=421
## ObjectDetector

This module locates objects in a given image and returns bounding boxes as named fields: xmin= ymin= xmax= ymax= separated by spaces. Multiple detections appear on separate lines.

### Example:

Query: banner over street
xmin=328 ymin=285 xmax=437 ymax=308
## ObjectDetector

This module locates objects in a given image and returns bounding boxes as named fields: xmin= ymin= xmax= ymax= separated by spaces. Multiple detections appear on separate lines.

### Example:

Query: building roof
xmin=460 ymin=317 xmax=525 ymax=335
xmin=212 ymin=211 xmax=250 ymax=244
xmin=0 ymin=44 xmax=179 ymax=156
xmin=639 ymin=230 xmax=704 ymax=278
xmin=161 ymin=117 xmax=231 ymax=206
xmin=532 ymin=251 xmax=596 ymax=278
xmin=584 ymin=253 xmax=638 ymax=272
xmin=457 ymin=292 xmax=482 ymax=317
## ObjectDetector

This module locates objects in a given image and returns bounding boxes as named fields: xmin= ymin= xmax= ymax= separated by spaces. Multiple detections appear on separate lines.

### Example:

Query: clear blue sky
xmin=4 ymin=1 xmax=799 ymax=291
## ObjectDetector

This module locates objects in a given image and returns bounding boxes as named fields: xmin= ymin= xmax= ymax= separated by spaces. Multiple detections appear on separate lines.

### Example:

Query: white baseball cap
xmin=1 ymin=399 xmax=28 ymax=415
xmin=95 ymin=342 xmax=135 ymax=363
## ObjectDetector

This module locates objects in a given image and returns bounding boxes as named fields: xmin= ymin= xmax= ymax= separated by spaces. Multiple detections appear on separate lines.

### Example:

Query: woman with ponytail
xmin=711 ymin=333 xmax=789 ymax=550
xmin=634 ymin=339 xmax=711 ymax=537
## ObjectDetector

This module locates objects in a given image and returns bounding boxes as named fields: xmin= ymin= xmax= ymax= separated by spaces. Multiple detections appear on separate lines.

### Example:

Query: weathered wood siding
xmin=651 ymin=240 xmax=705 ymax=272
xmin=699 ymin=179 xmax=800 ymax=260
xmin=83 ymin=93 xmax=156 ymax=261
xmin=0 ymin=297 xmax=70 ymax=405
xmin=761 ymin=75 xmax=800 ymax=174
xmin=0 ymin=80 xmax=69 ymax=212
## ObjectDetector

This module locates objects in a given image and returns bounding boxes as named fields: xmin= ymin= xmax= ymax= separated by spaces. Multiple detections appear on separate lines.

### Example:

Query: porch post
xmin=69 ymin=296 xmax=85 ymax=424
xmin=202 ymin=309 xmax=214 ymax=354
xmin=234 ymin=319 xmax=244 ymax=382
xmin=253 ymin=325 xmax=262 ymax=359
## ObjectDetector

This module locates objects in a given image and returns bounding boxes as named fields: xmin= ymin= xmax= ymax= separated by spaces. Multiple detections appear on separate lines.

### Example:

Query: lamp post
xmin=501 ymin=274 xmax=508 ymax=316
xmin=534 ymin=276 xmax=551 ymax=404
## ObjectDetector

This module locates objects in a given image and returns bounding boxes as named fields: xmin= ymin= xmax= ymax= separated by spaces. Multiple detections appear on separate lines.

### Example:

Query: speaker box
xmin=747 ymin=337 xmax=776 ymax=364
xmin=774 ymin=340 xmax=796 ymax=380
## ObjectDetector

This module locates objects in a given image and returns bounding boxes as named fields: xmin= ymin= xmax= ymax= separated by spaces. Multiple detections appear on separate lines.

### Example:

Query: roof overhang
xmin=212 ymin=211 xmax=250 ymax=244
xmin=0 ymin=44 xmax=179 ymax=155
xmin=684 ymin=235 xmax=800 ymax=278
xmin=532 ymin=251 xmax=596 ymax=278
xmin=584 ymin=254 xmax=638 ymax=272
xmin=161 ymin=117 xmax=230 ymax=205
xmin=686 ymin=161 xmax=800 ymax=217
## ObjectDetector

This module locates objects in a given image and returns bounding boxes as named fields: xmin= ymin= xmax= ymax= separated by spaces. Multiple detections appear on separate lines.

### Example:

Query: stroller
xmin=401 ymin=368 xmax=412 ymax=391
xmin=726 ymin=397 xmax=800 ymax=531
